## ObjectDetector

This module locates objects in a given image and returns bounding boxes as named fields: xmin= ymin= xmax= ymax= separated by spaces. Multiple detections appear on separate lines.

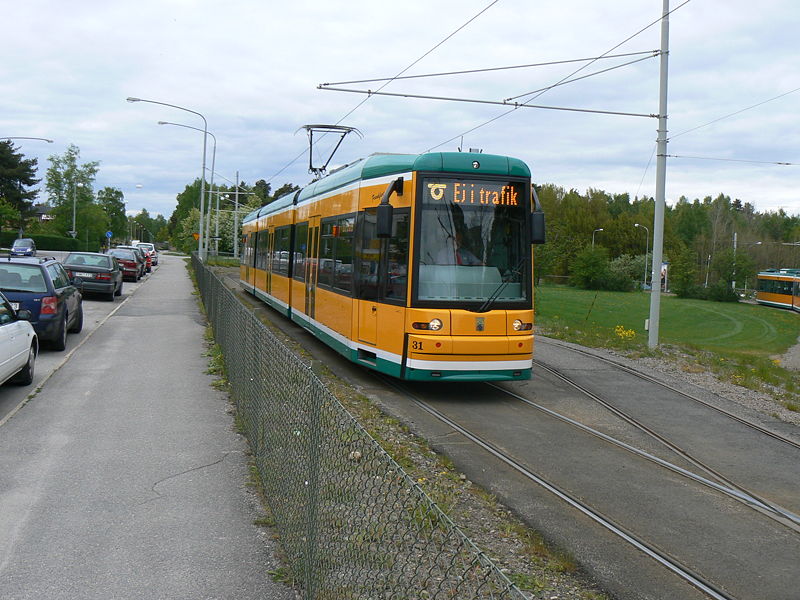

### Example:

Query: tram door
xmin=305 ymin=217 xmax=321 ymax=319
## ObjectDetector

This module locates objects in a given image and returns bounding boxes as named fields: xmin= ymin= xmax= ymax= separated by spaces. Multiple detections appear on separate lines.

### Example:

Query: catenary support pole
xmin=648 ymin=0 xmax=670 ymax=349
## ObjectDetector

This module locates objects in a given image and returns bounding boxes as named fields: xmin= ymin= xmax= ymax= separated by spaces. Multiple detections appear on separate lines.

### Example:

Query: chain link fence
xmin=193 ymin=256 xmax=526 ymax=600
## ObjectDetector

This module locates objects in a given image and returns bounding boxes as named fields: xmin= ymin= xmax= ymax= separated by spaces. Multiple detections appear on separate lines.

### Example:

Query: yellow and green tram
xmin=240 ymin=151 xmax=545 ymax=381
xmin=756 ymin=269 xmax=800 ymax=312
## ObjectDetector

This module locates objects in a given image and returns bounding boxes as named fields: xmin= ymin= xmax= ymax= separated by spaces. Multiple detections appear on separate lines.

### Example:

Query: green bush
xmin=0 ymin=232 xmax=83 ymax=251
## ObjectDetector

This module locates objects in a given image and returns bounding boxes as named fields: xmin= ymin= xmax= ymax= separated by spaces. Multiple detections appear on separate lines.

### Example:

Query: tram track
xmin=379 ymin=376 xmax=739 ymax=600
xmin=375 ymin=342 xmax=800 ymax=600
xmin=523 ymin=361 xmax=800 ymax=533
xmin=535 ymin=336 xmax=800 ymax=451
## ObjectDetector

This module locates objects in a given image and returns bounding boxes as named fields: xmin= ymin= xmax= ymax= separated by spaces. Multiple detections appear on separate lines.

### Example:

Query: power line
xmin=320 ymin=86 xmax=657 ymax=119
xmin=665 ymin=154 xmax=796 ymax=166
xmin=670 ymin=86 xmax=800 ymax=140
xmin=321 ymin=51 xmax=658 ymax=86
xmin=266 ymin=0 xmax=501 ymax=184
xmin=428 ymin=0 xmax=691 ymax=151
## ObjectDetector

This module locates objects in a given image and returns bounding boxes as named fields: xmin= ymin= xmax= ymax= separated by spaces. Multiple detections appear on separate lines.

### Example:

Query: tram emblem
xmin=475 ymin=317 xmax=485 ymax=332
xmin=427 ymin=183 xmax=447 ymax=200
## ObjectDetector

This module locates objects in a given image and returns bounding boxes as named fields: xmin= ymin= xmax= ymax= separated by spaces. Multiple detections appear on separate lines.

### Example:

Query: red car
xmin=117 ymin=245 xmax=151 ymax=274
xmin=106 ymin=248 xmax=142 ymax=281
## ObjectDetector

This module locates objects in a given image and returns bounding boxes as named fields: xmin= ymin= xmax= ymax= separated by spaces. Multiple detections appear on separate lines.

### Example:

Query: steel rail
xmin=490 ymin=374 xmax=800 ymax=533
xmin=380 ymin=377 xmax=739 ymax=600
xmin=535 ymin=337 xmax=800 ymax=451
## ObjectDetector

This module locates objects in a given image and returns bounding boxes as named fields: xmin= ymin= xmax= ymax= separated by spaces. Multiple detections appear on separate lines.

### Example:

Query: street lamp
xmin=70 ymin=182 xmax=84 ymax=238
xmin=1 ymin=136 xmax=54 ymax=143
xmin=127 ymin=96 xmax=208 ymax=259
xmin=158 ymin=120 xmax=218 ymax=255
xmin=592 ymin=228 xmax=604 ymax=249
xmin=634 ymin=223 xmax=650 ymax=289
xmin=732 ymin=232 xmax=761 ymax=290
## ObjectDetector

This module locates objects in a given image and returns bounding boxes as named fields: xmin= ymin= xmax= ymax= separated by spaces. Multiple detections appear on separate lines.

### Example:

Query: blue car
xmin=10 ymin=238 xmax=37 ymax=257
xmin=0 ymin=257 xmax=83 ymax=351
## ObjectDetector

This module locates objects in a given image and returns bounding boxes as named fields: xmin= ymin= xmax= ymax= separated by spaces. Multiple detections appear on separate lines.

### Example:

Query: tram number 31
xmin=411 ymin=340 xmax=425 ymax=351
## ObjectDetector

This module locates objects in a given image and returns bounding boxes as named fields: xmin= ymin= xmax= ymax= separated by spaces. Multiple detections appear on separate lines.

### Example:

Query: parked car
xmin=0 ymin=290 xmax=37 ymax=386
xmin=106 ymin=248 xmax=142 ymax=281
xmin=136 ymin=242 xmax=159 ymax=266
xmin=63 ymin=252 xmax=123 ymax=301
xmin=116 ymin=245 xmax=149 ymax=275
xmin=9 ymin=238 xmax=36 ymax=257
xmin=0 ymin=256 xmax=83 ymax=351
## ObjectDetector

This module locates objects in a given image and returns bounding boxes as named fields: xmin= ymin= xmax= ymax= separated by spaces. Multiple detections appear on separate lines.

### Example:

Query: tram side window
xmin=386 ymin=211 xmax=409 ymax=301
xmin=357 ymin=208 xmax=409 ymax=303
xmin=255 ymin=229 xmax=269 ymax=270
xmin=319 ymin=215 xmax=355 ymax=295
xmin=759 ymin=279 xmax=792 ymax=294
xmin=333 ymin=217 xmax=355 ymax=294
xmin=293 ymin=222 xmax=308 ymax=282
xmin=272 ymin=226 xmax=291 ymax=276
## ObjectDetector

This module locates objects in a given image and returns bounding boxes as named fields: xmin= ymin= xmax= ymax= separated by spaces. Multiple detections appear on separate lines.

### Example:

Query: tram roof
xmin=243 ymin=152 xmax=531 ymax=223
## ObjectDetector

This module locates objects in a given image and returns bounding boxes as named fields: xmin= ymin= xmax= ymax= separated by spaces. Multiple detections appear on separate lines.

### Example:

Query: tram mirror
xmin=377 ymin=203 xmax=393 ymax=238
xmin=377 ymin=177 xmax=403 ymax=238
xmin=530 ymin=211 xmax=546 ymax=245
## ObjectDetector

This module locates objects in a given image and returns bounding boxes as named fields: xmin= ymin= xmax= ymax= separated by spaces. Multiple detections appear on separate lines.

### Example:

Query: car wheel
xmin=115 ymin=281 xmax=123 ymax=296
xmin=12 ymin=343 xmax=36 ymax=386
xmin=51 ymin=313 xmax=68 ymax=351
xmin=68 ymin=304 xmax=83 ymax=333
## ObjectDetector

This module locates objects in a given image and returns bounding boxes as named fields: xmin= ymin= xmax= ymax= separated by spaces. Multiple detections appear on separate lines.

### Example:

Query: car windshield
xmin=416 ymin=177 xmax=530 ymax=305
xmin=12 ymin=239 xmax=33 ymax=248
xmin=109 ymin=250 xmax=135 ymax=260
xmin=0 ymin=264 xmax=47 ymax=292
xmin=65 ymin=254 xmax=111 ymax=268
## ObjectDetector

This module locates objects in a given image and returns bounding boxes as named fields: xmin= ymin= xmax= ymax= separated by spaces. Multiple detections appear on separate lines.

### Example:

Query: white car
xmin=0 ymin=291 xmax=38 ymax=386
xmin=136 ymin=242 xmax=159 ymax=266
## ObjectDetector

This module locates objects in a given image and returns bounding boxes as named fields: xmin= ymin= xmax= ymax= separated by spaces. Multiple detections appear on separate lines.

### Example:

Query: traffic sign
xmin=106 ymin=231 xmax=113 ymax=238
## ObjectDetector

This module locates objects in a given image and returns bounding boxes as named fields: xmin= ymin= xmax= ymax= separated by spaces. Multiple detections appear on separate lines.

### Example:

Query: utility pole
xmin=648 ymin=0 xmax=670 ymax=349
xmin=234 ymin=170 xmax=240 ymax=259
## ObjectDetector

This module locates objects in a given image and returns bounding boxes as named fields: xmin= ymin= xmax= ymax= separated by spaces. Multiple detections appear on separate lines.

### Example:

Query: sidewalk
xmin=0 ymin=255 xmax=296 ymax=600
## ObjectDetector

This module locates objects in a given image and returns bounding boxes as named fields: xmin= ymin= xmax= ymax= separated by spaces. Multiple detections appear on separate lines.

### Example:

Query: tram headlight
xmin=512 ymin=319 xmax=532 ymax=331
xmin=412 ymin=318 xmax=444 ymax=331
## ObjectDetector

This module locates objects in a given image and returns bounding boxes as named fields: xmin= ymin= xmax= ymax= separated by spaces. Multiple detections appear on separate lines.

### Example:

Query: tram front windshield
xmin=416 ymin=177 xmax=530 ymax=307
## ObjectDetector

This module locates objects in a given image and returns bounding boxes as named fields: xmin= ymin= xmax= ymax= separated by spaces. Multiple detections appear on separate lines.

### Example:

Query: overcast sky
xmin=2 ymin=0 xmax=798 ymax=220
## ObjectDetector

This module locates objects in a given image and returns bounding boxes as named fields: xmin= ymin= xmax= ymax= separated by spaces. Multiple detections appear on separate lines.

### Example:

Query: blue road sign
xmin=106 ymin=231 xmax=113 ymax=238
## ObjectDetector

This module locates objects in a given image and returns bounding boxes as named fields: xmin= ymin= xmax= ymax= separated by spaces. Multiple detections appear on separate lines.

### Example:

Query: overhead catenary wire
xmin=321 ymin=50 xmax=659 ymax=86
xmin=427 ymin=0 xmax=692 ymax=152
xmin=266 ymin=0 xmax=501 ymax=184
xmin=665 ymin=154 xmax=795 ymax=166
xmin=670 ymin=85 xmax=800 ymax=140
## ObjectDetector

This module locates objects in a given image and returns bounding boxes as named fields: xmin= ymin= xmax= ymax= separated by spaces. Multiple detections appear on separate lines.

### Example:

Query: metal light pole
xmin=592 ymin=228 xmax=603 ymax=248
xmin=634 ymin=223 xmax=650 ymax=289
xmin=1 ymin=136 xmax=54 ymax=143
xmin=648 ymin=0 xmax=670 ymax=349
xmin=71 ymin=182 xmax=83 ymax=238
xmin=733 ymin=236 xmax=762 ymax=292
xmin=157 ymin=121 xmax=217 ymax=255
xmin=234 ymin=170 xmax=240 ymax=259
xmin=127 ymin=97 xmax=208 ymax=260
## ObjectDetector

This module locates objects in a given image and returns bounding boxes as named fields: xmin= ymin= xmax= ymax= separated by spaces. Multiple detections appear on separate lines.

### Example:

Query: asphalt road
xmin=0 ymin=254 xmax=295 ymax=600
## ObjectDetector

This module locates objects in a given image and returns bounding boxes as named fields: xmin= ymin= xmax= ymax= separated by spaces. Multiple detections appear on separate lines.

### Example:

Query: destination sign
xmin=426 ymin=181 xmax=520 ymax=206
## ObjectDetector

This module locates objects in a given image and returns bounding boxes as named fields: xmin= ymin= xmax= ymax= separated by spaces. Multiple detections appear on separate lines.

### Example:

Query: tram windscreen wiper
xmin=471 ymin=258 xmax=525 ymax=313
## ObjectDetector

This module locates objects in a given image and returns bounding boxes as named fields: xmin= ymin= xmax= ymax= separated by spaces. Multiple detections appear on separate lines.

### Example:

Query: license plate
xmin=11 ymin=302 xmax=19 ymax=311
xmin=74 ymin=272 xmax=94 ymax=278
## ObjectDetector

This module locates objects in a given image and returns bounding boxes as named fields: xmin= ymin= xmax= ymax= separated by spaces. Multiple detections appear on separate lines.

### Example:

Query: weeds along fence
xmin=192 ymin=256 xmax=526 ymax=600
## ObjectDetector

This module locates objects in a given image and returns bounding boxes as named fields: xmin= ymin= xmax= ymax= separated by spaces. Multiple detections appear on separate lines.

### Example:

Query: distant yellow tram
xmin=756 ymin=269 xmax=800 ymax=312
xmin=240 ymin=152 xmax=545 ymax=381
